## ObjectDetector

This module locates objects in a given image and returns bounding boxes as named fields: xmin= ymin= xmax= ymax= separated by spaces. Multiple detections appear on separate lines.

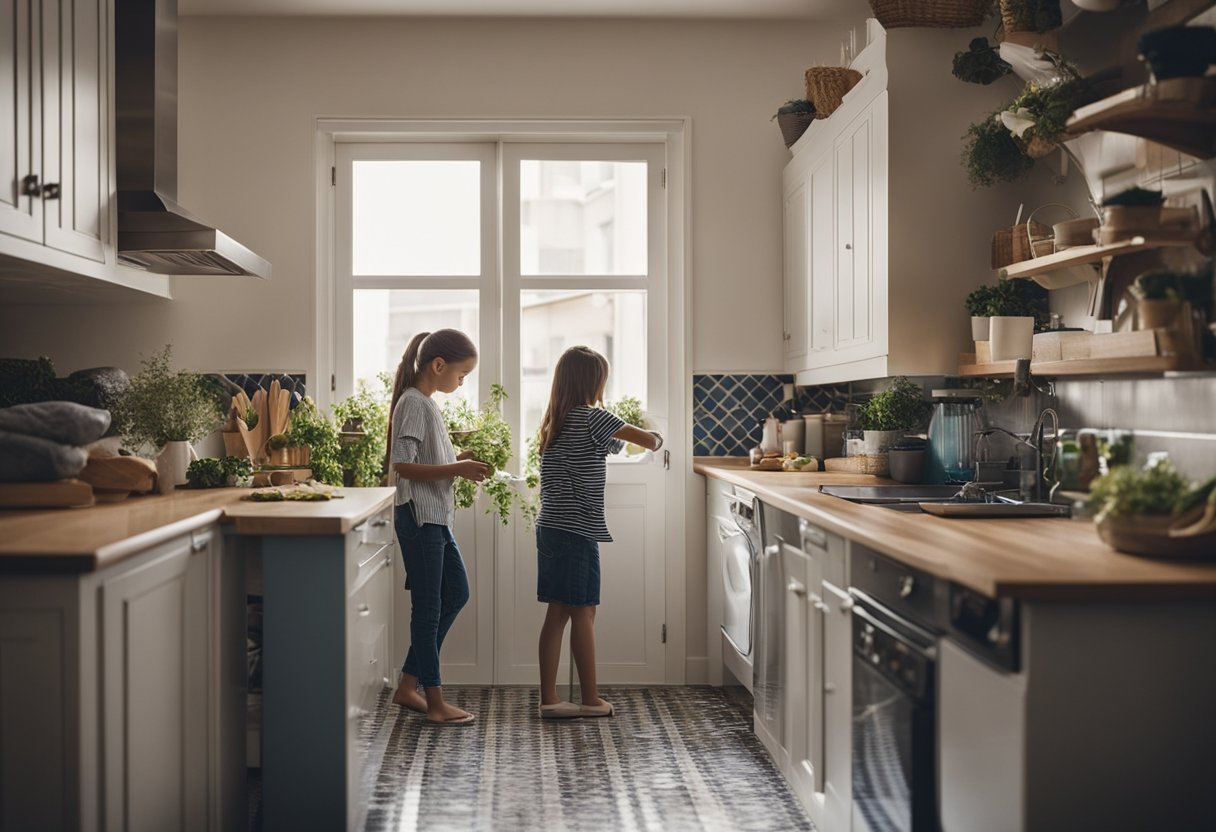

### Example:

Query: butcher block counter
xmin=0 ymin=486 xmax=395 ymax=572
xmin=696 ymin=457 xmax=1216 ymax=602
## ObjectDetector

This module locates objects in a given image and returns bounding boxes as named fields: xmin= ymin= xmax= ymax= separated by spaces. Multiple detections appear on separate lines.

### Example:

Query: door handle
xmin=764 ymin=544 xmax=779 ymax=557
xmin=787 ymin=580 xmax=806 ymax=597
xmin=20 ymin=174 xmax=39 ymax=197
xmin=41 ymin=182 xmax=60 ymax=200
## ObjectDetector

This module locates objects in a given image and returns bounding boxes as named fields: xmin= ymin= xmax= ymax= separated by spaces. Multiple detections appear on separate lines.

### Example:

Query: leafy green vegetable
xmin=243 ymin=406 xmax=259 ymax=430
xmin=856 ymin=377 xmax=929 ymax=433
xmin=287 ymin=397 xmax=342 ymax=486
xmin=112 ymin=345 xmax=225 ymax=453
xmin=983 ymin=276 xmax=1049 ymax=324
xmin=186 ymin=455 xmax=254 ymax=488
xmin=953 ymin=37 xmax=1012 ymax=86
xmin=1007 ymin=71 xmax=1091 ymax=147
xmin=1087 ymin=459 xmax=1191 ymax=520
xmin=962 ymin=114 xmax=1034 ymax=189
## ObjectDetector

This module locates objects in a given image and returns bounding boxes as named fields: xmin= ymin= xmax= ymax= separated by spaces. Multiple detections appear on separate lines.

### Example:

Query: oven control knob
xmin=898 ymin=575 xmax=915 ymax=598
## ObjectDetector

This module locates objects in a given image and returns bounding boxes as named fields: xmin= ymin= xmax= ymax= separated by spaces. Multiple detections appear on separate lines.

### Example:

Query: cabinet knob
xmin=371 ymin=518 xmax=390 ymax=528
xmin=787 ymin=580 xmax=806 ymax=597
xmin=844 ymin=242 xmax=853 ymax=250
xmin=20 ymin=174 xmax=39 ymax=197
xmin=357 ymin=603 xmax=371 ymax=616
xmin=41 ymin=182 xmax=60 ymax=200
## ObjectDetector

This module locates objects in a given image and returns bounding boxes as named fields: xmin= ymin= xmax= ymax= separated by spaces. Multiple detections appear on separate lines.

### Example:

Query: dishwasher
xmin=754 ymin=503 xmax=798 ymax=768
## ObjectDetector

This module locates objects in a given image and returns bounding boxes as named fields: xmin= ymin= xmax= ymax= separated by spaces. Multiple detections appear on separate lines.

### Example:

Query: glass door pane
xmin=353 ymin=288 xmax=480 ymax=408
xmin=519 ymin=160 xmax=647 ymax=275
xmin=352 ymin=160 xmax=481 ymax=275
xmin=519 ymin=289 xmax=647 ymax=441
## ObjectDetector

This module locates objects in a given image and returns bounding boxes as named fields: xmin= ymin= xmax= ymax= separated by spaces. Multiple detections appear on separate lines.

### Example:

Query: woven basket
xmin=776 ymin=111 xmax=815 ymax=147
xmin=1025 ymin=135 xmax=1057 ymax=158
xmin=991 ymin=220 xmax=1051 ymax=269
xmin=805 ymin=67 xmax=863 ymax=118
xmin=999 ymin=0 xmax=1062 ymax=34
xmin=869 ymin=0 xmax=993 ymax=29
xmin=824 ymin=454 xmax=890 ymax=477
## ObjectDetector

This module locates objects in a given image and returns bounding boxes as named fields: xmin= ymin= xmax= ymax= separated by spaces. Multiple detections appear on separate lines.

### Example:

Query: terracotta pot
xmin=1102 ymin=205 xmax=1163 ymax=236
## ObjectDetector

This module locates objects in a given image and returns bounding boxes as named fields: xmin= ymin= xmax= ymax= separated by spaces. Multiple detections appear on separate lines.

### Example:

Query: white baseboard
xmin=684 ymin=656 xmax=708 ymax=685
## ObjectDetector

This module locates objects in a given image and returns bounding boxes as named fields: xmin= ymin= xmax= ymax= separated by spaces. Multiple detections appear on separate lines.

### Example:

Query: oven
xmin=850 ymin=547 xmax=942 ymax=832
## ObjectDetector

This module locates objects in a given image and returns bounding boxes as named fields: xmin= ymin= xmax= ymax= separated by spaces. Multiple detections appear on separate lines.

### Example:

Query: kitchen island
xmin=698 ymin=458 xmax=1216 ymax=832
xmin=0 ymin=487 xmax=395 ymax=832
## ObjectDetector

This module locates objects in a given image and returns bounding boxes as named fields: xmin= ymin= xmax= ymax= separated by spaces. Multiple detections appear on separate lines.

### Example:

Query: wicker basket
xmin=999 ymin=0 xmax=1062 ymax=34
xmin=805 ymin=67 xmax=863 ymax=118
xmin=824 ymin=454 xmax=890 ymax=477
xmin=1025 ymin=135 xmax=1057 ymax=158
xmin=776 ymin=111 xmax=815 ymax=147
xmin=991 ymin=221 xmax=1050 ymax=269
xmin=869 ymin=0 xmax=993 ymax=29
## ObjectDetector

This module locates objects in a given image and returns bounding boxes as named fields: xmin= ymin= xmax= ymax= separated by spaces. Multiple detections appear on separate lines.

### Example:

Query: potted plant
xmin=772 ymin=100 xmax=815 ymax=148
xmin=986 ymin=276 xmax=1048 ymax=360
xmin=111 ymin=345 xmax=225 ymax=493
xmin=856 ymin=377 xmax=929 ymax=455
xmin=1088 ymin=459 xmax=1204 ymax=557
xmin=953 ymin=37 xmax=1012 ymax=85
xmin=442 ymin=384 xmax=534 ymax=526
xmin=333 ymin=375 xmax=391 ymax=487
xmin=1137 ymin=25 xmax=1216 ymax=81
xmin=965 ymin=283 xmax=999 ymax=341
xmin=1101 ymin=186 xmax=1165 ymax=237
xmin=962 ymin=113 xmax=1035 ymax=188
xmin=999 ymin=70 xmax=1091 ymax=158
xmin=286 ymin=396 xmax=342 ymax=485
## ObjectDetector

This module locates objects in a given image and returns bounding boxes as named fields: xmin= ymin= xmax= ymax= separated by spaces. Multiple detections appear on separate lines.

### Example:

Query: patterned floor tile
xmin=358 ymin=686 xmax=813 ymax=832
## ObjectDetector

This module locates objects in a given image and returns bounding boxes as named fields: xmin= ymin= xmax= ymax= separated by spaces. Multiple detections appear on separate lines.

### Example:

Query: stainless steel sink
xmin=818 ymin=484 xmax=1071 ymax=518
xmin=817 ymin=484 xmax=968 ymax=504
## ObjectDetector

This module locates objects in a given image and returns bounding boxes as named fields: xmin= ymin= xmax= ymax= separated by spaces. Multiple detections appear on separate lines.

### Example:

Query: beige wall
xmin=0 ymin=14 xmax=860 ymax=377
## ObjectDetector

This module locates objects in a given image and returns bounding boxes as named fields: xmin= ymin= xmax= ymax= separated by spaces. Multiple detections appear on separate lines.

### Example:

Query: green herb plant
xmin=112 ymin=345 xmax=225 ymax=454
xmin=1087 ymin=458 xmax=1191 ymax=521
xmin=1103 ymin=186 xmax=1165 ymax=207
xmin=952 ymin=37 xmax=1012 ymax=85
xmin=962 ymin=114 xmax=1034 ymax=189
xmin=1006 ymin=71 xmax=1091 ymax=148
xmin=186 ymin=456 xmax=254 ymax=488
xmin=287 ymin=396 xmax=342 ymax=485
xmin=333 ymin=374 xmax=391 ymax=487
xmin=606 ymin=396 xmax=649 ymax=454
xmin=856 ymin=377 xmax=930 ymax=433
xmin=1130 ymin=269 xmax=1213 ymax=307
xmin=965 ymin=284 xmax=998 ymax=317
xmin=442 ymin=384 xmax=533 ymax=526
xmin=987 ymin=275 xmax=1050 ymax=325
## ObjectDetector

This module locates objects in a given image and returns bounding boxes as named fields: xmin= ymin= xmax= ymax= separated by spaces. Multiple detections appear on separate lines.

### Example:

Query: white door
xmin=496 ymin=143 xmax=668 ymax=685
xmin=336 ymin=138 xmax=671 ymax=685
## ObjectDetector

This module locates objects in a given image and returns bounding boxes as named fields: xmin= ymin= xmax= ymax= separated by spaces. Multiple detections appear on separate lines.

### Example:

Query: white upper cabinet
xmin=0 ymin=0 xmax=108 ymax=261
xmin=783 ymin=20 xmax=980 ymax=383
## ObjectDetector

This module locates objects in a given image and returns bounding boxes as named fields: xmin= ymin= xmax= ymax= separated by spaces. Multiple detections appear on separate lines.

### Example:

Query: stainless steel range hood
xmin=116 ymin=0 xmax=271 ymax=278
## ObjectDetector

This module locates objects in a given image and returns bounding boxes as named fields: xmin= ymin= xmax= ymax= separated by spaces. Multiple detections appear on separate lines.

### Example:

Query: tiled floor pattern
xmin=357 ymin=686 xmax=813 ymax=832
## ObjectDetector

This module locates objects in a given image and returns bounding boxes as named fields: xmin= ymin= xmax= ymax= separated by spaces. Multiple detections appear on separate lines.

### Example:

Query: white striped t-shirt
xmin=391 ymin=387 xmax=457 ymax=527
xmin=537 ymin=405 xmax=626 ymax=542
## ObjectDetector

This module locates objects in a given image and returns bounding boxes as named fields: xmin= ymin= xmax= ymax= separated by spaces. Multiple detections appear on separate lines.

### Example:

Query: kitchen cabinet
xmin=0 ymin=0 xmax=109 ymax=261
xmin=782 ymin=537 xmax=822 ymax=806
xmin=783 ymin=20 xmax=1009 ymax=384
xmin=0 ymin=521 xmax=244 ymax=832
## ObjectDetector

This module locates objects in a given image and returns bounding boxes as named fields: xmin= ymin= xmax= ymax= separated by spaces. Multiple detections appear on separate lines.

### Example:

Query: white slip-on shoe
xmin=538 ymin=701 xmax=583 ymax=720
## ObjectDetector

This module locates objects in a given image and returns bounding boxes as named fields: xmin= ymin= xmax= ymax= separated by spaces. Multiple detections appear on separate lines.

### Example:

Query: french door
xmin=334 ymin=139 xmax=669 ymax=685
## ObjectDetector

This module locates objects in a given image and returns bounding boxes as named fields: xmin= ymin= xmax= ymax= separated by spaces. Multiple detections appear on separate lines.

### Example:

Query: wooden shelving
xmin=1067 ymin=77 xmax=1216 ymax=161
xmin=1000 ymin=235 xmax=1196 ymax=283
xmin=959 ymin=355 xmax=1210 ymax=379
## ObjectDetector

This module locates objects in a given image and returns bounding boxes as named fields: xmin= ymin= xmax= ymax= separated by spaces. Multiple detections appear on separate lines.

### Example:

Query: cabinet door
xmin=820 ymin=580 xmax=854 ymax=832
xmin=782 ymin=178 xmax=809 ymax=371
xmin=41 ymin=0 xmax=108 ymax=261
xmin=806 ymin=145 xmax=835 ymax=363
xmin=783 ymin=542 xmax=824 ymax=809
xmin=102 ymin=530 xmax=212 ymax=832
xmin=833 ymin=105 xmax=876 ymax=355
xmin=0 ymin=0 xmax=42 ymax=244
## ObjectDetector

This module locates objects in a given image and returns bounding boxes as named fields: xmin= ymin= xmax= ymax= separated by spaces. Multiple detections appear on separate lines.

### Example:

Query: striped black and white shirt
xmin=537 ymin=405 xmax=626 ymax=542
xmin=391 ymin=387 xmax=457 ymax=527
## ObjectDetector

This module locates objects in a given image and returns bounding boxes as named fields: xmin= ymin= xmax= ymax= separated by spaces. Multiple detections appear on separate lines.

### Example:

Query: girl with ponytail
xmin=387 ymin=328 xmax=490 ymax=725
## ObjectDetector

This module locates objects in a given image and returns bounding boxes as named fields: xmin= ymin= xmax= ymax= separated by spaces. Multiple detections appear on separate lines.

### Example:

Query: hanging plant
xmin=999 ymin=0 xmax=1062 ymax=34
xmin=962 ymin=113 xmax=1034 ymax=188
xmin=442 ymin=384 xmax=534 ymax=526
xmin=953 ymin=37 xmax=1013 ymax=85
xmin=1000 ymin=68 xmax=1092 ymax=155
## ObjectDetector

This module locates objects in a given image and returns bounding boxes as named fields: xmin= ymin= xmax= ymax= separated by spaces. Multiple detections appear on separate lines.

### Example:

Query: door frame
xmin=314 ymin=118 xmax=690 ymax=683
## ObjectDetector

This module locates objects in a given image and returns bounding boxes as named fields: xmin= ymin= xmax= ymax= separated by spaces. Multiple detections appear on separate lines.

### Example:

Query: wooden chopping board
xmin=0 ymin=479 xmax=96 ymax=508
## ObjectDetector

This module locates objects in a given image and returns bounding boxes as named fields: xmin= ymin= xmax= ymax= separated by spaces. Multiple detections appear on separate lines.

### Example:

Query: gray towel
xmin=0 ymin=401 xmax=111 ymax=446
xmin=0 ymin=431 xmax=89 ymax=482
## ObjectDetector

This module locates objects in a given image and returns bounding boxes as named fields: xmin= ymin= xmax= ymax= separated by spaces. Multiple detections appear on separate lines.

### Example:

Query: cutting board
xmin=0 ymin=479 xmax=96 ymax=508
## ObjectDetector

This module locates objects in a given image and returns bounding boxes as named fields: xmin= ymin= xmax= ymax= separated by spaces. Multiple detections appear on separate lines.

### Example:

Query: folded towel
xmin=0 ymin=431 xmax=89 ymax=483
xmin=0 ymin=401 xmax=111 ymax=446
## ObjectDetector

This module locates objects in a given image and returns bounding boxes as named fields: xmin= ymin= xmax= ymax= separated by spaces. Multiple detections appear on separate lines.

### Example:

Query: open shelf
xmin=1001 ymin=235 xmax=1196 ymax=281
xmin=959 ymin=355 xmax=1211 ymax=379
xmin=1067 ymin=77 xmax=1216 ymax=161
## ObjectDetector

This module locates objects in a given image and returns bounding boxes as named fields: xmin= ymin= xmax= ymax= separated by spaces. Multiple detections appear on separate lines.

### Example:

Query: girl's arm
xmin=614 ymin=424 xmax=662 ymax=451
xmin=393 ymin=459 xmax=491 ymax=482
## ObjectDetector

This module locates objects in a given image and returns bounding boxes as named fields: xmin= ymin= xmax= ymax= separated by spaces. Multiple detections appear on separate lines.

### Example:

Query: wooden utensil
xmin=239 ymin=388 xmax=270 ymax=463
xmin=0 ymin=479 xmax=95 ymax=508
xmin=78 ymin=455 xmax=158 ymax=494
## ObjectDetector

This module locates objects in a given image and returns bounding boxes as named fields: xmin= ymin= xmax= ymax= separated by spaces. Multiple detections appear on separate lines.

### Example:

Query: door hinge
xmin=331 ymin=166 xmax=336 ymax=186
xmin=661 ymin=624 xmax=667 ymax=643
xmin=661 ymin=168 xmax=667 ymax=189
xmin=331 ymin=373 xmax=336 ymax=392
xmin=663 ymin=449 xmax=670 ymax=470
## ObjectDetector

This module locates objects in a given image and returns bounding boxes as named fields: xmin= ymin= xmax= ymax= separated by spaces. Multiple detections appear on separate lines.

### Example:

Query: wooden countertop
xmin=0 ymin=487 xmax=395 ymax=573
xmin=696 ymin=458 xmax=1216 ymax=602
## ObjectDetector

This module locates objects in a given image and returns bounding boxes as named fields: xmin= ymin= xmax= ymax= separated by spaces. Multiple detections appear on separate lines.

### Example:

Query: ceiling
xmin=180 ymin=0 xmax=861 ymax=19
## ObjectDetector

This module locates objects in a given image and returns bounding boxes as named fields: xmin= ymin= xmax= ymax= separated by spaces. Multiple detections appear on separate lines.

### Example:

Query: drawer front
xmin=348 ymin=558 xmax=391 ymax=716
xmin=347 ymin=506 xmax=394 ymax=592
xmin=799 ymin=517 xmax=846 ymax=586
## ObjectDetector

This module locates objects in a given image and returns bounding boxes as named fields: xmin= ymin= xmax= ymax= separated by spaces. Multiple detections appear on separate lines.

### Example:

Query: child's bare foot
xmin=392 ymin=685 xmax=427 ymax=714
xmin=426 ymin=702 xmax=475 ymax=725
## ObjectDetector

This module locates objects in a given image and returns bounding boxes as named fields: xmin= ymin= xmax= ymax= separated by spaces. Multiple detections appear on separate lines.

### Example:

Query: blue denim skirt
xmin=536 ymin=525 xmax=600 ymax=607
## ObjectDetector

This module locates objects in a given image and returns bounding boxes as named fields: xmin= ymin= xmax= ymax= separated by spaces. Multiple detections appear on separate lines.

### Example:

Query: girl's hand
xmin=456 ymin=449 xmax=476 ymax=461
xmin=455 ymin=459 xmax=492 ymax=482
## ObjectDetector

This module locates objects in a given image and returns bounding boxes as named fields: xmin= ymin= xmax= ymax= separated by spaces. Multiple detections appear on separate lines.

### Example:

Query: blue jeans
xmin=395 ymin=503 xmax=469 ymax=688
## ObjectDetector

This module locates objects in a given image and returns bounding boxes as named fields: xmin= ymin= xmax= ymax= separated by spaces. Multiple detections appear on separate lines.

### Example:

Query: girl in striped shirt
xmin=387 ymin=329 xmax=491 ymax=726
xmin=534 ymin=346 xmax=662 ymax=719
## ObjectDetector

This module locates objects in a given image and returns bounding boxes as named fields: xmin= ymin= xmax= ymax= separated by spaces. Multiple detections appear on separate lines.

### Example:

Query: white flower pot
xmin=861 ymin=429 xmax=905 ymax=455
xmin=990 ymin=316 xmax=1035 ymax=361
xmin=156 ymin=441 xmax=196 ymax=494
xmin=971 ymin=316 xmax=990 ymax=342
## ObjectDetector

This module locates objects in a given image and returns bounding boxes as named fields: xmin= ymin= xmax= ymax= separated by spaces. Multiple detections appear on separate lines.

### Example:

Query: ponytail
xmin=385 ymin=329 xmax=478 ymax=475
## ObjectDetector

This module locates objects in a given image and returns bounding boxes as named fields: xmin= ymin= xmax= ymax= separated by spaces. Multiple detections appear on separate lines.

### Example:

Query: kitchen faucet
xmin=972 ymin=407 xmax=1060 ymax=503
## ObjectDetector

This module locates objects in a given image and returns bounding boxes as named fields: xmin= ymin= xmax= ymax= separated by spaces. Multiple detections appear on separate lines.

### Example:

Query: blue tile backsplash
xmin=693 ymin=374 xmax=849 ymax=456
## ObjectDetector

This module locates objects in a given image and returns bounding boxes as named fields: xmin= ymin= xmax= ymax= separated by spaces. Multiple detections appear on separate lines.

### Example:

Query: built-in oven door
xmin=851 ymin=596 xmax=937 ymax=832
